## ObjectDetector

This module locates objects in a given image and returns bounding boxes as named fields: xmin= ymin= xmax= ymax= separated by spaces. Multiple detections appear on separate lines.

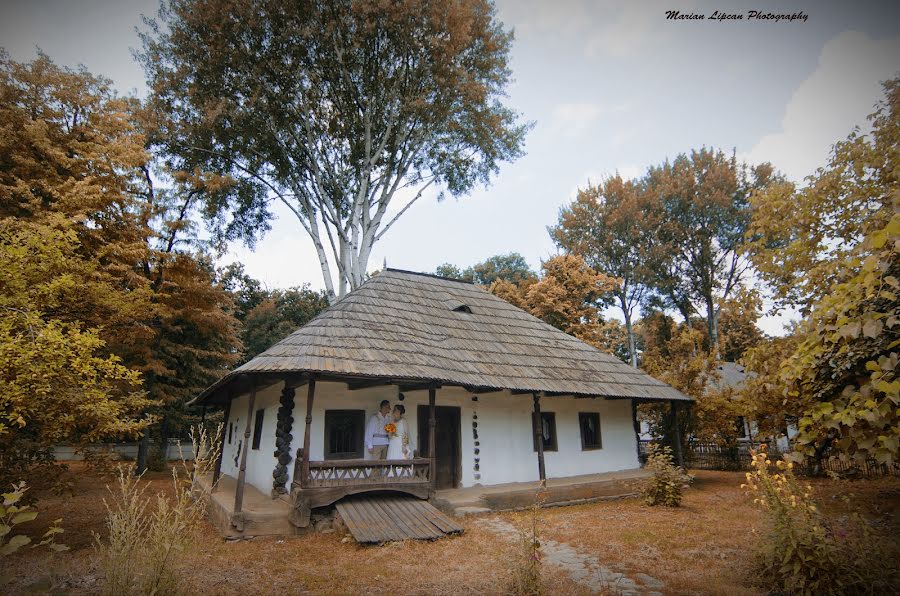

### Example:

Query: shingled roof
xmin=195 ymin=269 xmax=690 ymax=403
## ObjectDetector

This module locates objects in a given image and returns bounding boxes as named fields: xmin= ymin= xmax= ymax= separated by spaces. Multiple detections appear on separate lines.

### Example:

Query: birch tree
xmin=139 ymin=0 xmax=529 ymax=301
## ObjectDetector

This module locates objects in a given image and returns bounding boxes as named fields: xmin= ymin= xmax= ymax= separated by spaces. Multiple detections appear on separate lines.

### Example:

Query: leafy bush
xmin=0 ymin=481 xmax=67 ymax=556
xmin=94 ymin=424 xmax=221 ymax=595
xmin=642 ymin=444 xmax=692 ymax=507
xmin=743 ymin=445 xmax=900 ymax=595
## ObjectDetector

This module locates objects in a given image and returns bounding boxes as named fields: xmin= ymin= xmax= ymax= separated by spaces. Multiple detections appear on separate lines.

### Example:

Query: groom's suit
xmin=364 ymin=411 xmax=391 ymax=459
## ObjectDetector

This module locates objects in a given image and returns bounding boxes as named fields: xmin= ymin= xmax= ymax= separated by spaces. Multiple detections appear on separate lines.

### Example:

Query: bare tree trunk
xmin=621 ymin=295 xmax=638 ymax=367
xmin=135 ymin=429 xmax=151 ymax=475
xmin=706 ymin=296 xmax=719 ymax=357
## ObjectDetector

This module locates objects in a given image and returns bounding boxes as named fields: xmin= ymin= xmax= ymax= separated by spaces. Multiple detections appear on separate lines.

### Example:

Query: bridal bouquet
xmin=384 ymin=423 xmax=397 ymax=437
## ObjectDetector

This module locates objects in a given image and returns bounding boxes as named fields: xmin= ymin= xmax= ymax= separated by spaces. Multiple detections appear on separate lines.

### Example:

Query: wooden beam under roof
xmin=398 ymin=381 xmax=442 ymax=392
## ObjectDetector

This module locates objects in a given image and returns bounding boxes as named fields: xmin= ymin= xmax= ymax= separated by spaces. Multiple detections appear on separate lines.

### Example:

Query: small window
xmin=325 ymin=410 xmax=366 ymax=460
xmin=533 ymin=412 xmax=558 ymax=452
xmin=579 ymin=412 xmax=602 ymax=450
xmin=251 ymin=409 xmax=265 ymax=450
xmin=227 ymin=422 xmax=233 ymax=444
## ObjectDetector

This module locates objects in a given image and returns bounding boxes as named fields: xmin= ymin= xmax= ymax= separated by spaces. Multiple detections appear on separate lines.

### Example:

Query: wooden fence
xmin=639 ymin=440 xmax=899 ymax=478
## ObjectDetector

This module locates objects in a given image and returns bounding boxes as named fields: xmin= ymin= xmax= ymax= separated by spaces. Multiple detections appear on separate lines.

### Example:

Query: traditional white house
xmin=193 ymin=269 xmax=690 ymax=538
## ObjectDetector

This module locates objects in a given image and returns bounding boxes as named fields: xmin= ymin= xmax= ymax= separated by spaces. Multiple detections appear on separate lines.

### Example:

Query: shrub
xmin=94 ymin=424 xmax=221 ymax=595
xmin=507 ymin=482 xmax=546 ymax=595
xmin=743 ymin=445 xmax=900 ymax=595
xmin=0 ymin=481 xmax=67 ymax=556
xmin=642 ymin=444 xmax=692 ymax=507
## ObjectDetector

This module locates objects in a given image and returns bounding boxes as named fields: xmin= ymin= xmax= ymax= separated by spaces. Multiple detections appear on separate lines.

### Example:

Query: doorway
xmin=417 ymin=405 xmax=462 ymax=489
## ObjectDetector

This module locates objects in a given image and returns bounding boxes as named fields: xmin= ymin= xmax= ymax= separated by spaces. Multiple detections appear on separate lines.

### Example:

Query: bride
xmin=386 ymin=404 xmax=412 ymax=460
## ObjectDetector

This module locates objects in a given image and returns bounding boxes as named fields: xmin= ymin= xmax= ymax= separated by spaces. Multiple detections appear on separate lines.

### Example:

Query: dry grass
xmin=1 ymin=466 xmax=897 ymax=595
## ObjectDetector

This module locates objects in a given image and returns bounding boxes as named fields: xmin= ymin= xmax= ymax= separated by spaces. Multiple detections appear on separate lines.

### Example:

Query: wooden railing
xmin=298 ymin=458 xmax=432 ymax=488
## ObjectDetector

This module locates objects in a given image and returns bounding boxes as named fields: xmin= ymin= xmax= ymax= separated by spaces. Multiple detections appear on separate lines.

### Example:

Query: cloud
xmin=548 ymin=101 xmax=628 ymax=138
xmin=743 ymin=30 xmax=900 ymax=183
xmin=585 ymin=0 xmax=693 ymax=58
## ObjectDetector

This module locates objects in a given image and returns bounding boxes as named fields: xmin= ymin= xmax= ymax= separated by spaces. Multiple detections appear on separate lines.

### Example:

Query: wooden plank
xmin=336 ymin=495 xmax=461 ymax=543
xmin=409 ymin=499 xmax=463 ymax=534
xmin=371 ymin=496 xmax=420 ymax=541
xmin=383 ymin=496 xmax=436 ymax=540
xmin=353 ymin=497 xmax=398 ymax=543
xmin=336 ymin=501 xmax=371 ymax=543
xmin=390 ymin=496 xmax=447 ymax=539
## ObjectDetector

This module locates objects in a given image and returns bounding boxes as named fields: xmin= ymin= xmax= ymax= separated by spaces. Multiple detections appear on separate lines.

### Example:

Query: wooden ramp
xmin=336 ymin=495 xmax=464 ymax=544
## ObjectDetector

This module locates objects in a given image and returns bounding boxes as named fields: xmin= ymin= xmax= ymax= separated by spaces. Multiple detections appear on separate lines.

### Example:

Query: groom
xmin=364 ymin=399 xmax=392 ymax=460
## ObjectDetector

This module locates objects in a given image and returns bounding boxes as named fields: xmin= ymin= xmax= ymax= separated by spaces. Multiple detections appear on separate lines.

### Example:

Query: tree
xmin=435 ymin=263 xmax=473 ymax=282
xmin=747 ymin=81 xmax=899 ymax=314
xmin=0 ymin=217 xmax=152 ymax=484
xmin=551 ymin=175 xmax=662 ymax=366
xmin=469 ymin=252 xmax=538 ymax=286
xmin=140 ymin=0 xmax=530 ymax=301
xmin=240 ymin=285 xmax=329 ymax=361
xmin=748 ymin=78 xmax=900 ymax=466
xmin=1 ymin=53 xmax=240 ymax=474
xmin=717 ymin=288 xmax=765 ymax=362
xmin=522 ymin=254 xmax=617 ymax=342
xmin=644 ymin=148 xmax=775 ymax=353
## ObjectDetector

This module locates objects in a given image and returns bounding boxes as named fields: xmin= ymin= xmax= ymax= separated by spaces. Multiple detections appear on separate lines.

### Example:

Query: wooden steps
xmin=336 ymin=494 xmax=463 ymax=544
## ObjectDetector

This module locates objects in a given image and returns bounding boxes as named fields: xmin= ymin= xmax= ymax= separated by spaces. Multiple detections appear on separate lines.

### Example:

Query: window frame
xmin=251 ymin=409 xmax=265 ymax=450
xmin=533 ymin=411 xmax=558 ymax=452
xmin=578 ymin=412 xmax=602 ymax=451
xmin=324 ymin=409 xmax=366 ymax=461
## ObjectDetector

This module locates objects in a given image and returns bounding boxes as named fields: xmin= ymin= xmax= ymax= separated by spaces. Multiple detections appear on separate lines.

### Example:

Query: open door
xmin=417 ymin=405 xmax=461 ymax=489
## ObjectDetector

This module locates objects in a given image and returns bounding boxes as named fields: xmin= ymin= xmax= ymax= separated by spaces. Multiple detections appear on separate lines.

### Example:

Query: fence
xmin=639 ymin=440 xmax=899 ymax=478
xmin=52 ymin=439 xmax=194 ymax=462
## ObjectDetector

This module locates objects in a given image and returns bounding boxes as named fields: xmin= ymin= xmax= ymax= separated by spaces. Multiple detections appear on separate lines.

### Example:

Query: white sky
xmin=2 ymin=0 xmax=899 ymax=336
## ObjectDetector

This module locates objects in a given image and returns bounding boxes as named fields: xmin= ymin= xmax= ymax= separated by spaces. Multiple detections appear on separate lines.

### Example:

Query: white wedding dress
xmin=386 ymin=418 xmax=411 ymax=460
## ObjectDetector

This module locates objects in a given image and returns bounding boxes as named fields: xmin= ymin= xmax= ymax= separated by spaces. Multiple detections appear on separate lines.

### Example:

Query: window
xmin=579 ymin=412 xmax=602 ymax=450
xmin=227 ymin=422 xmax=233 ymax=444
xmin=324 ymin=410 xmax=365 ymax=460
xmin=533 ymin=412 xmax=558 ymax=452
xmin=251 ymin=409 xmax=265 ymax=450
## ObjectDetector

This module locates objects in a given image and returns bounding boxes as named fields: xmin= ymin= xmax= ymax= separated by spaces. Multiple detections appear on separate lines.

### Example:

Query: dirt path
xmin=476 ymin=517 xmax=665 ymax=595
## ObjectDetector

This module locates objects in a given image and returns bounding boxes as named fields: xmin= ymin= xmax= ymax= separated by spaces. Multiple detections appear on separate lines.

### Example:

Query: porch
xmin=433 ymin=468 xmax=651 ymax=516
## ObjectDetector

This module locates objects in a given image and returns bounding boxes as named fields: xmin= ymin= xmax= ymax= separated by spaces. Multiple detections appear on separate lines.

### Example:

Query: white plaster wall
xmin=220 ymin=383 xmax=281 ymax=495
xmin=224 ymin=381 xmax=642 ymax=495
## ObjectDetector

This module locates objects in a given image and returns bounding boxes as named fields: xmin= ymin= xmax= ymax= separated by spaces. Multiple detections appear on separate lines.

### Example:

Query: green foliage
xmin=743 ymin=448 xmax=899 ymax=595
xmin=0 ymin=481 xmax=67 ymax=556
xmin=641 ymin=444 xmax=692 ymax=507
xmin=0 ymin=218 xmax=152 ymax=483
xmin=783 ymin=213 xmax=900 ymax=466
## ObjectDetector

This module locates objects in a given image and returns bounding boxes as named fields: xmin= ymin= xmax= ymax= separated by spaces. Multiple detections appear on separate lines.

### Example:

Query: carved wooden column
xmin=271 ymin=382 xmax=296 ymax=496
xmin=428 ymin=387 xmax=436 ymax=491
xmin=301 ymin=376 xmax=316 ymax=487
xmin=532 ymin=393 xmax=546 ymax=482
xmin=233 ymin=380 xmax=257 ymax=528
xmin=671 ymin=400 xmax=684 ymax=468
xmin=211 ymin=397 xmax=231 ymax=491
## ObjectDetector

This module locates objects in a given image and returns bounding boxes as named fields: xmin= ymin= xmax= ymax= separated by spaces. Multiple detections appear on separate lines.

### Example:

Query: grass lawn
xmin=1 ymin=465 xmax=898 ymax=594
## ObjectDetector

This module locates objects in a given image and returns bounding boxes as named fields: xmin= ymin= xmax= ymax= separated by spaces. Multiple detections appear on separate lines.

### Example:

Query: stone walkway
xmin=476 ymin=518 xmax=665 ymax=596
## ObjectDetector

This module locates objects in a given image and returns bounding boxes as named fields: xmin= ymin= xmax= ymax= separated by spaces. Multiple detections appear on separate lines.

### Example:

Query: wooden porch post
xmin=301 ymin=376 xmax=316 ymax=487
xmin=233 ymin=381 xmax=257 ymax=520
xmin=428 ymin=387 xmax=436 ymax=491
xmin=211 ymin=397 xmax=231 ymax=491
xmin=532 ymin=393 xmax=546 ymax=482
xmin=671 ymin=400 xmax=685 ymax=468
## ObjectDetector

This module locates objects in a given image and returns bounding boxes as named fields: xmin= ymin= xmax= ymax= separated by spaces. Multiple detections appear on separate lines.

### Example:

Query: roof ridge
xmin=382 ymin=267 xmax=476 ymax=284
